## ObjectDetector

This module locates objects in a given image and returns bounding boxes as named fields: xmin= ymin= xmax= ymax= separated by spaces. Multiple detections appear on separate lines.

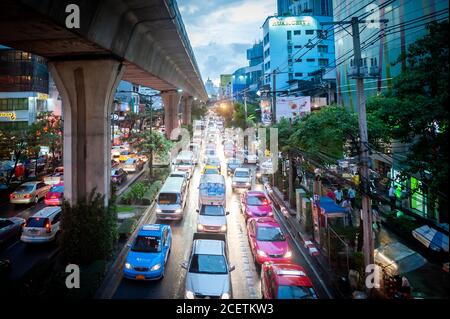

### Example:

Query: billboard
xmin=260 ymin=99 xmax=272 ymax=125
xmin=276 ymin=96 xmax=311 ymax=121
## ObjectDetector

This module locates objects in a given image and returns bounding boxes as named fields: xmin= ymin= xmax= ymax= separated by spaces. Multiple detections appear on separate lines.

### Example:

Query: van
xmin=173 ymin=150 xmax=195 ymax=178
xmin=21 ymin=206 xmax=62 ymax=243
xmin=198 ymin=174 xmax=226 ymax=208
xmin=156 ymin=177 xmax=188 ymax=220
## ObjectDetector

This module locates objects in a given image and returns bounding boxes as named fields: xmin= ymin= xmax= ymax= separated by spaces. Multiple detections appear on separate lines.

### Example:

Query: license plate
xmin=136 ymin=275 xmax=145 ymax=280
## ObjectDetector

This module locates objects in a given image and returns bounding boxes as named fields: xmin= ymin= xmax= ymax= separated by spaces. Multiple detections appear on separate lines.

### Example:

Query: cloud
xmin=178 ymin=0 xmax=276 ymax=84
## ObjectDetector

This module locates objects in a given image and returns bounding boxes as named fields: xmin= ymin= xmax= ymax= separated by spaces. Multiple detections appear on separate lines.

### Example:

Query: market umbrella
xmin=412 ymin=225 xmax=449 ymax=253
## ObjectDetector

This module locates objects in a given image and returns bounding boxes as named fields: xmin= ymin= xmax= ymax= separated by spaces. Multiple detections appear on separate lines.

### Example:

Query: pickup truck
xmin=43 ymin=167 xmax=64 ymax=185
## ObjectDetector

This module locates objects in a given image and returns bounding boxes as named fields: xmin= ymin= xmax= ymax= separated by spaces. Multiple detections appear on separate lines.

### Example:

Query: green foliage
xmin=118 ymin=218 xmax=139 ymax=239
xmin=120 ymin=181 xmax=149 ymax=205
xmin=143 ymin=180 xmax=162 ymax=203
xmin=385 ymin=213 xmax=421 ymax=239
xmin=134 ymin=130 xmax=172 ymax=162
xmin=60 ymin=190 xmax=117 ymax=265
xmin=192 ymin=102 xmax=208 ymax=120
xmin=230 ymin=102 xmax=260 ymax=130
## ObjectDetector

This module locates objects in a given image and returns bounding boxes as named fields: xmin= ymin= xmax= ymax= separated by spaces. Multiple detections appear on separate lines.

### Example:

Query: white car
xmin=232 ymin=167 xmax=252 ymax=191
xmin=196 ymin=205 xmax=229 ymax=233
xmin=21 ymin=206 xmax=61 ymax=243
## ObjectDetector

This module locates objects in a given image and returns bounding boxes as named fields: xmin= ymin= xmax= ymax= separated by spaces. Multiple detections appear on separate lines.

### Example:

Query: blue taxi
xmin=123 ymin=224 xmax=172 ymax=280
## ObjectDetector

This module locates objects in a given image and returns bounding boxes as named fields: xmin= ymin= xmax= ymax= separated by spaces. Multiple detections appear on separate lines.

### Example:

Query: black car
xmin=111 ymin=168 xmax=127 ymax=185
xmin=0 ymin=217 xmax=25 ymax=246
xmin=227 ymin=158 xmax=242 ymax=176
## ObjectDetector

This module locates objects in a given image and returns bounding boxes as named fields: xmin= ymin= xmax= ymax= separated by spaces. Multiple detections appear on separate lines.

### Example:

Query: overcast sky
xmin=178 ymin=0 xmax=276 ymax=86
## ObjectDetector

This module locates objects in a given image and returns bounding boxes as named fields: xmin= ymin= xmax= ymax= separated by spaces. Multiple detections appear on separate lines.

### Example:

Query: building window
xmin=294 ymin=45 xmax=302 ymax=49
xmin=295 ymin=72 xmax=303 ymax=77
xmin=318 ymin=58 xmax=329 ymax=67
xmin=294 ymin=30 xmax=301 ymax=35
xmin=287 ymin=31 xmax=292 ymax=40
xmin=288 ymin=58 xmax=293 ymax=65
xmin=317 ymin=45 xmax=328 ymax=53
xmin=305 ymin=30 xmax=314 ymax=35
xmin=0 ymin=98 xmax=28 ymax=111
xmin=264 ymin=33 xmax=269 ymax=45
xmin=306 ymin=58 xmax=315 ymax=62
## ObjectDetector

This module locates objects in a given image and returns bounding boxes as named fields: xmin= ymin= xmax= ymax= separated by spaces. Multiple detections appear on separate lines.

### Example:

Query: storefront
xmin=0 ymin=92 xmax=48 ymax=129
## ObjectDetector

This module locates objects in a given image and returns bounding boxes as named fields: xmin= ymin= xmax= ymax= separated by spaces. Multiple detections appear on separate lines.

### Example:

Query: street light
xmin=177 ymin=89 xmax=183 ymax=93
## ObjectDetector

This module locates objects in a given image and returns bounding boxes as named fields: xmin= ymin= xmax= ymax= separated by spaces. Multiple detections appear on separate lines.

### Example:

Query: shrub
xmin=118 ymin=218 xmax=138 ymax=239
xmin=120 ymin=181 xmax=149 ymax=205
xmin=60 ymin=190 xmax=117 ymax=265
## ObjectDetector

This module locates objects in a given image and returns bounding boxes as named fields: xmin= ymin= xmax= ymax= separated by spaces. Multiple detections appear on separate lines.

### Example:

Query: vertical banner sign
xmin=276 ymin=96 xmax=311 ymax=121
xmin=260 ymin=99 xmax=272 ymax=125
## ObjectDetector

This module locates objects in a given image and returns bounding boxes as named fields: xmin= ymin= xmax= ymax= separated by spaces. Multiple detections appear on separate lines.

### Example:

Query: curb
xmin=116 ymin=167 xmax=147 ymax=197
xmin=94 ymin=201 xmax=156 ymax=299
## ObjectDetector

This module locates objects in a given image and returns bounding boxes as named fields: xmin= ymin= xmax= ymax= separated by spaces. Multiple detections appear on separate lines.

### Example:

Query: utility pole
xmin=271 ymin=69 xmax=277 ymax=124
xmin=322 ymin=16 xmax=388 ymax=297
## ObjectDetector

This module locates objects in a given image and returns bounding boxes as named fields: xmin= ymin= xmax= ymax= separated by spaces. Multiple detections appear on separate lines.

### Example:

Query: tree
xmin=133 ymin=130 xmax=172 ymax=178
xmin=367 ymin=21 xmax=449 ymax=221
xmin=0 ymin=128 xmax=29 ymax=185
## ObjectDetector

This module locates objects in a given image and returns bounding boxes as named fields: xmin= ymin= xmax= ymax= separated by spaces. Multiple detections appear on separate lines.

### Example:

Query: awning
xmin=412 ymin=225 xmax=449 ymax=253
xmin=374 ymin=242 xmax=428 ymax=276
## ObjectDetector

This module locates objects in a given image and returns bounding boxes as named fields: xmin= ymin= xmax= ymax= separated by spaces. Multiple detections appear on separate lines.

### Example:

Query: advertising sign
xmin=276 ymin=96 xmax=311 ymax=121
xmin=260 ymin=99 xmax=272 ymax=125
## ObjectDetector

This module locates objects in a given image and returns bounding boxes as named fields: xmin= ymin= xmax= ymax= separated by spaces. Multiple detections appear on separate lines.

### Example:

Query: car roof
xmin=51 ymin=182 xmax=64 ymax=187
xmin=235 ymin=167 xmax=250 ymax=172
xmin=271 ymin=263 xmax=313 ymax=287
xmin=193 ymin=239 xmax=224 ymax=255
xmin=254 ymin=217 xmax=279 ymax=227
xmin=159 ymin=176 xmax=186 ymax=193
xmin=31 ymin=206 xmax=61 ymax=218
xmin=200 ymin=174 xmax=225 ymax=184
xmin=138 ymin=224 xmax=166 ymax=236
xmin=247 ymin=191 xmax=266 ymax=197
xmin=21 ymin=181 xmax=40 ymax=186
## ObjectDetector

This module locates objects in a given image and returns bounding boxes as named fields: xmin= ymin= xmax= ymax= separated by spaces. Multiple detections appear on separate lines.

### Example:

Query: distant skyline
xmin=178 ymin=0 xmax=276 ymax=86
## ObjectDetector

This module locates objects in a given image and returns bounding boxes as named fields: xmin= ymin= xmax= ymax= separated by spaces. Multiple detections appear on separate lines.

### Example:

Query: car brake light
xmin=45 ymin=221 xmax=52 ymax=233
xmin=24 ymin=194 xmax=32 ymax=198
xmin=9 ymin=193 xmax=14 ymax=199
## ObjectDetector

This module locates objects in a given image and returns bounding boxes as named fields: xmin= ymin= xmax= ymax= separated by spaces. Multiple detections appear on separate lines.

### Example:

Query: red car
xmin=261 ymin=262 xmax=318 ymax=299
xmin=247 ymin=217 xmax=291 ymax=265
xmin=241 ymin=191 xmax=273 ymax=219
xmin=44 ymin=182 xmax=64 ymax=206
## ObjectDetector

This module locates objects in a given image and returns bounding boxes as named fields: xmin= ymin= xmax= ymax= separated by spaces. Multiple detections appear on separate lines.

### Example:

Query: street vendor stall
xmin=312 ymin=196 xmax=347 ymax=245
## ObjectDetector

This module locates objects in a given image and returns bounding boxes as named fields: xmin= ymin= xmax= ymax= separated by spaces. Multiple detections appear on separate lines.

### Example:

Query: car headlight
xmin=197 ymin=224 xmax=204 ymax=231
xmin=151 ymin=263 xmax=161 ymax=271
xmin=268 ymin=211 xmax=273 ymax=216
xmin=175 ymin=208 xmax=182 ymax=213
xmin=284 ymin=251 xmax=292 ymax=258
xmin=185 ymin=290 xmax=195 ymax=299
xmin=220 ymin=225 xmax=227 ymax=232
xmin=257 ymin=250 xmax=267 ymax=257
xmin=124 ymin=262 xmax=132 ymax=270
xmin=232 ymin=181 xmax=237 ymax=185
xmin=245 ymin=182 xmax=251 ymax=186
xmin=221 ymin=292 xmax=230 ymax=299
xmin=156 ymin=208 xmax=162 ymax=213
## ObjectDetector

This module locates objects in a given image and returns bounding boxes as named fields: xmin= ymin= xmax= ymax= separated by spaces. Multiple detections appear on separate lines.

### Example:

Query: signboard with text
xmin=260 ymin=99 xmax=272 ymax=125
xmin=276 ymin=96 xmax=311 ymax=122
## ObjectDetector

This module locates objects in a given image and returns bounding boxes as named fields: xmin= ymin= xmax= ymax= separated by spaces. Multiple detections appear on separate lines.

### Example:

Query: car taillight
xmin=23 ymin=194 xmax=32 ymax=198
xmin=45 ymin=221 xmax=52 ymax=233
xmin=9 ymin=193 xmax=14 ymax=199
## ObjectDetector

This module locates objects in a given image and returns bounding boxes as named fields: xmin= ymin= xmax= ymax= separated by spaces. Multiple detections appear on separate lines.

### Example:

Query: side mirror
xmin=226 ymin=211 xmax=230 ymax=215
xmin=229 ymin=265 xmax=236 ymax=272
xmin=180 ymin=261 xmax=188 ymax=269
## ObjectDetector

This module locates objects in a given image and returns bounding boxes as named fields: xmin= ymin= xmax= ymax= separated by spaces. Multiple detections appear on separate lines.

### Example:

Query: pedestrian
xmin=388 ymin=185 xmax=396 ymax=211
xmin=347 ymin=186 xmax=356 ymax=208
xmin=341 ymin=197 xmax=353 ymax=227
xmin=327 ymin=189 xmax=336 ymax=201
xmin=335 ymin=187 xmax=343 ymax=205
xmin=401 ymin=187 xmax=409 ymax=210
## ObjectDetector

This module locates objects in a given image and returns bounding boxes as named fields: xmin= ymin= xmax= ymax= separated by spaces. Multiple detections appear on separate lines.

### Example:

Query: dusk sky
xmin=178 ymin=0 xmax=276 ymax=86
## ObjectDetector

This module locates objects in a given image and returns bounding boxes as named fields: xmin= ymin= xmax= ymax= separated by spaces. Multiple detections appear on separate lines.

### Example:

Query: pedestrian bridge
xmin=0 ymin=0 xmax=207 ymax=203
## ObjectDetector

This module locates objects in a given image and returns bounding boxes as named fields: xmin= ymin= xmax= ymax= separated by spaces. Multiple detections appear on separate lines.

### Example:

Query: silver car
xmin=181 ymin=233 xmax=235 ymax=299
xmin=196 ymin=205 xmax=229 ymax=233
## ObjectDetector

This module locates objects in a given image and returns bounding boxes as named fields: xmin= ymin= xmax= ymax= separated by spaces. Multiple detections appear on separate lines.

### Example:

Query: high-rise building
xmin=204 ymin=77 xmax=217 ymax=99
xmin=115 ymin=81 xmax=140 ymax=113
xmin=279 ymin=0 xmax=333 ymax=16
xmin=219 ymin=74 xmax=232 ymax=99
xmin=261 ymin=15 xmax=335 ymax=96
xmin=0 ymin=45 xmax=49 ymax=130
xmin=245 ymin=41 xmax=264 ymax=92
xmin=231 ymin=67 xmax=247 ymax=102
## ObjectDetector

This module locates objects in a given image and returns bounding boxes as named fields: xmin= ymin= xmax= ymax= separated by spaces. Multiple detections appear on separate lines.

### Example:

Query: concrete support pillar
xmin=48 ymin=59 xmax=124 ymax=205
xmin=182 ymin=96 xmax=193 ymax=125
xmin=161 ymin=90 xmax=181 ymax=140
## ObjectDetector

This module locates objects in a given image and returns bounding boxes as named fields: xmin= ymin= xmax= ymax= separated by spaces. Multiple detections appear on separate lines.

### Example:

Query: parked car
xmin=232 ymin=167 xmax=252 ymax=191
xmin=261 ymin=262 xmax=318 ymax=299
xmin=227 ymin=158 xmax=242 ymax=176
xmin=0 ymin=217 xmax=26 ymax=245
xmin=123 ymin=158 xmax=144 ymax=173
xmin=181 ymin=233 xmax=235 ymax=299
xmin=240 ymin=191 xmax=273 ymax=219
xmin=123 ymin=224 xmax=172 ymax=280
xmin=43 ymin=166 xmax=64 ymax=185
xmin=247 ymin=217 xmax=291 ymax=265
xmin=10 ymin=181 xmax=51 ymax=205
xmin=111 ymin=168 xmax=127 ymax=185
xmin=196 ymin=205 xmax=229 ymax=233
xmin=21 ymin=206 xmax=62 ymax=244
xmin=119 ymin=150 xmax=136 ymax=163
xmin=44 ymin=182 xmax=64 ymax=206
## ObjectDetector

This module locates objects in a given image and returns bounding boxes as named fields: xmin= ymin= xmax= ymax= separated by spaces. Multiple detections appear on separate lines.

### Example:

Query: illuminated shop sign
xmin=0 ymin=112 xmax=16 ymax=120
xmin=270 ymin=17 xmax=313 ymax=27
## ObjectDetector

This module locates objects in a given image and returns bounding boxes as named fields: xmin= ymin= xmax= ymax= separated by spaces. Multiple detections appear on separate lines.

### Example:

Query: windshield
xmin=189 ymin=254 xmax=228 ymax=274
xmin=277 ymin=285 xmax=317 ymax=299
xmin=158 ymin=193 xmax=179 ymax=204
xmin=49 ymin=185 xmax=64 ymax=193
xmin=247 ymin=195 xmax=269 ymax=206
xmin=15 ymin=185 xmax=34 ymax=192
xmin=176 ymin=159 xmax=192 ymax=165
xmin=125 ymin=159 xmax=135 ymax=164
xmin=131 ymin=235 xmax=161 ymax=253
xmin=204 ymin=169 xmax=219 ymax=175
xmin=200 ymin=205 xmax=225 ymax=216
xmin=235 ymin=170 xmax=249 ymax=178
xmin=228 ymin=159 xmax=241 ymax=166
xmin=207 ymin=158 xmax=220 ymax=165
xmin=256 ymin=226 xmax=285 ymax=241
